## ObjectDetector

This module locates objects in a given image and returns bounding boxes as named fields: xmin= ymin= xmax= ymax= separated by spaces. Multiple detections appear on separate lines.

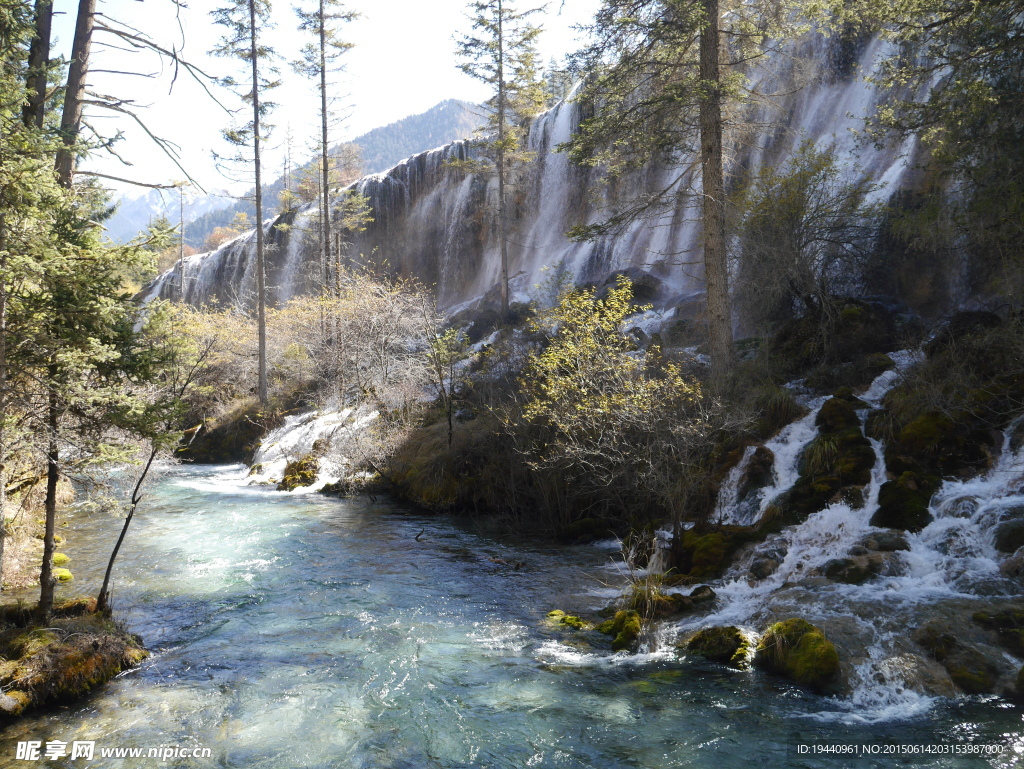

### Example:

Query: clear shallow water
xmin=1 ymin=465 xmax=1023 ymax=768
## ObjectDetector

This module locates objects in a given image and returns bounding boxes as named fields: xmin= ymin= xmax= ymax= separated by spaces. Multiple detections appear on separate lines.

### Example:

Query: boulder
xmin=858 ymin=530 xmax=911 ymax=552
xmin=596 ymin=610 xmax=643 ymax=652
xmin=914 ymin=621 xmax=1000 ymax=694
xmin=687 ymin=626 xmax=748 ymax=667
xmin=754 ymin=618 xmax=841 ymax=690
xmin=870 ymin=472 xmax=938 ymax=532
xmin=994 ymin=519 xmax=1024 ymax=554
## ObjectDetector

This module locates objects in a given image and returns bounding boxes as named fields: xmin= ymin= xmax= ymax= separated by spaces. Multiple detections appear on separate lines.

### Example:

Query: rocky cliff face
xmin=143 ymin=33 xmax=920 ymax=324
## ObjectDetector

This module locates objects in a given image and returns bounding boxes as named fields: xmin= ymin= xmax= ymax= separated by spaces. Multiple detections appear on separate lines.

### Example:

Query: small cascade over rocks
xmin=247 ymin=406 xmax=378 ymax=492
xmin=672 ymin=354 xmax=1024 ymax=720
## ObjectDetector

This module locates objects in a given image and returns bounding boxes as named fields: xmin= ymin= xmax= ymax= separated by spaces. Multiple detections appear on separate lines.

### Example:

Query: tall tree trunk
xmin=250 ymin=0 xmax=268 ymax=406
xmin=55 ymin=0 xmax=96 ymax=187
xmin=698 ymin=0 xmax=733 ymax=377
xmin=23 ymin=0 xmax=52 ymax=129
xmin=496 ymin=0 xmax=509 ymax=318
xmin=319 ymin=0 xmax=332 ymax=302
xmin=37 ymin=367 xmax=59 ymax=623
xmin=97 ymin=445 xmax=157 ymax=613
xmin=0 ymin=233 xmax=8 ymax=588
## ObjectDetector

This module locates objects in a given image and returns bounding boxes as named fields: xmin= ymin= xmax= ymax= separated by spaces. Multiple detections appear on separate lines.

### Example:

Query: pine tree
xmin=293 ymin=0 xmax=357 ymax=297
xmin=566 ymin=0 xmax=795 ymax=376
xmin=456 ymin=0 xmax=546 ymax=317
xmin=212 ymin=0 xmax=280 ymax=406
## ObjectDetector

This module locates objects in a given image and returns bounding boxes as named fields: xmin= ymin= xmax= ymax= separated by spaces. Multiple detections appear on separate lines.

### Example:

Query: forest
xmin=0 ymin=0 xmax=1023 ymax=763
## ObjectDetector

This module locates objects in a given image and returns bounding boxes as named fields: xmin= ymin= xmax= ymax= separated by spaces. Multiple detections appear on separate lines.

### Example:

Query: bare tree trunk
xmin=97 ymin=446 xmax=157 ymax=613
xmin=37 ymin=368 xmax=59 ymax=623
xmin=319 ymin=0 xmax=332 ymax=303
xmin=23 ymin=0 xmax=52 ymax=129
xmin=496 ymin=0 xmax=509 ymax=318
xmin=698 ymin=0 xmax=733 ymax=377
xmin=250 ymin=0 xmax=268 ymax=406
xmin=55 ymin=0 xmax=96 ymax=187
xmin=0 ymin=233 xmax=8 ymax=588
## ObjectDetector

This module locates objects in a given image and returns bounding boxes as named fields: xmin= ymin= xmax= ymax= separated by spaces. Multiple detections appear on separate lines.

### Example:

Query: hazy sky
xmin=50 ymin=0 xmax=600 ymax=200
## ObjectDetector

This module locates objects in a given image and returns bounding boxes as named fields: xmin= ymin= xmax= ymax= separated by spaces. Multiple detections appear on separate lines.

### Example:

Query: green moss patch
xmin=596 ymin=610 xmax=642 ymax=652
xmin=687 ymin=626 xmax=749 ymax=668
xmin=754 ymin=618 xmax=840 ymax=690
xmin=869 ymin=471 xmax=939 ymax=532
xmin=0 ymin=607 xmax=148 ymax=718
xmin=914 ymin=621 xmax=999 ymax=694
xmin=277 ymin=454 xmax=320 ymax=492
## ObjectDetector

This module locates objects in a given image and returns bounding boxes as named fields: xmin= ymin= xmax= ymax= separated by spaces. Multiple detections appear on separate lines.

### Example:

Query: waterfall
xmin=141 ymin=32 xmax=918 ymax=321
xmin=674 ymin=355 xmax=1024 ymax=719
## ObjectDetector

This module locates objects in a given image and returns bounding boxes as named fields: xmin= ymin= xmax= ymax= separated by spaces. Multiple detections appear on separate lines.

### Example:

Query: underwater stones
xmin=913 ymin=621 xmax=1000 ymax=694
xmin=277 ymin=454 xmax=319 ymax=492
xmin=994 ymin=519 xmax=1024 ymax=553
xmin=870 ymin=471 xmax=938 ymax=532
xmin=596 ymin=610 xmax=642 ymax=652
xmin=754 ymin=618 xmax=840 ymax=691
xmin=686 ymin=626 xmax=748 ymax=667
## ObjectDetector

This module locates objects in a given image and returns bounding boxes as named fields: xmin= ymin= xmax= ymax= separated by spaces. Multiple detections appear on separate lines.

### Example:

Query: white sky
xmin=50 ymin=0 xmax=600 ymax=198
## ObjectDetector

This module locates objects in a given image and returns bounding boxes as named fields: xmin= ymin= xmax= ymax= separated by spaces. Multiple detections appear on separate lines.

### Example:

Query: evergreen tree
xmin=456 ymin=0 xmax=546 ymax=317
xmin=293 ymin=0 xmax=357 ymax=297
xmin=212 ymin=0 xmax=279 ymax=406
xmin=565 ymin=0 xmax=795 ymax=376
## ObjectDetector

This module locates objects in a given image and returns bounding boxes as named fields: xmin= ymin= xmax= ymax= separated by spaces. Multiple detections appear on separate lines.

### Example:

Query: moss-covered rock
xmin=52 ymin=568 xmax=73 ymax=582
xmin=277 ymin=454 xmax=319 ymax=492
xmin=914 ymin=621 xmax=999 ymax=694
xmin=546 ymin=610 xmax=591 ymax=631
xmin=51 ymin=553 xmax=69 ymax=567
xmin=0 ymin=610 xmax=148 ymax=717
xmin=971 ymin=610 xmax=1024 ymax=655
xmin=687 ymin=626 xmax=748 ymax=667
xmin=869 ymin=471 xmax=939 ymax=532
xmin=994 ymin=520 xmax=1024 ymax=554
xmin=754 ymin=618 xmax=840 ymax=690
xmin=596 ymin=610 xmax=642 ymax=652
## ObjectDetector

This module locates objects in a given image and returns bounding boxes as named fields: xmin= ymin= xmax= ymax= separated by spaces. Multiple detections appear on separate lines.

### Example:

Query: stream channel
xmin=1 ymin=464 xmax=1022 ymax=768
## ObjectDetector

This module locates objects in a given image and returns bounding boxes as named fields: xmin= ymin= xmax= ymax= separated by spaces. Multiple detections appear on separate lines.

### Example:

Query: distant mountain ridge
xmin=104 ymin=100 xmax=483 ymax=248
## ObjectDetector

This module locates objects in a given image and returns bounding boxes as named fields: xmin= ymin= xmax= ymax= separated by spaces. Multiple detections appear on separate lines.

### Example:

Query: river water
xmin=1 ymin=464 xmax=1023 ymax=768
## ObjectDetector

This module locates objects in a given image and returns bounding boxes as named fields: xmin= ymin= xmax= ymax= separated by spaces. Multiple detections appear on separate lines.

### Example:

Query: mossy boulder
xmin=52 ymin=568 xmax=73 ymax=582
xmin=546 ymin=610 xmax=591 ymax=631
xmin=754 ymin=618 xmax=840 ymax=690
xmin=596 ymin=610 xmax=642 ymax=652
xmin=687 ymin=626 xmax=748 ymax=667
xmin=822 ymin=557 xmax=878 ymax=585
xmin=277 ymin=454 xmax=319 ymax=492
xmin=51 ymin=553 xmax=69 ymax=567
xmin=870 ymin=471 xmax=939 ymax=532
xmin=816 ymin=397 xmax=861 ymax=433
xmin=972 ymin=610 xmax=1024 ymax=655
xmin=914 ymin=621 xmax=999 ymax=694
